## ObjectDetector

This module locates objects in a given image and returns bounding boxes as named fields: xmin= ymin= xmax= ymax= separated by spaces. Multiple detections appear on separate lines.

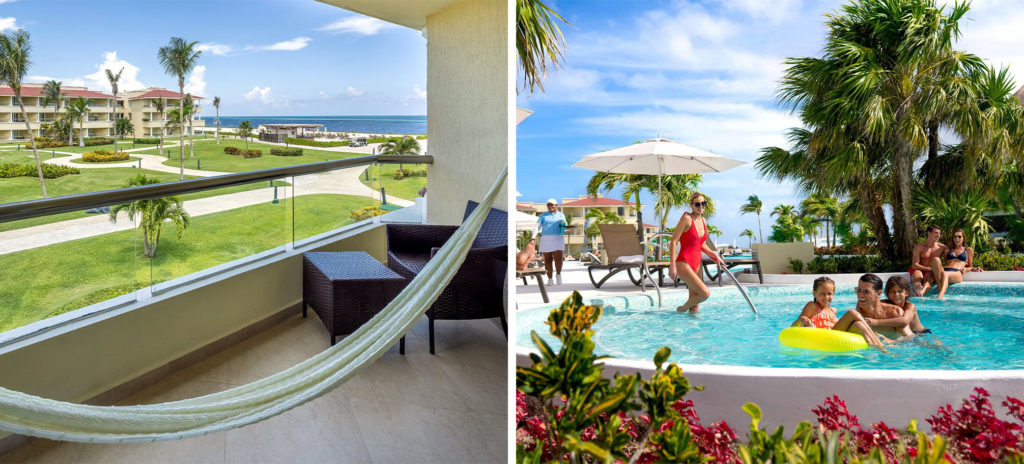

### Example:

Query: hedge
xmin=392 ymin=168 xmax=426 ymax=180
xmin=787 ymin=255 xmax=910 ymax=274
xmin=84 ymin=137 xmax=114 ymax=146
xmin=270 ymin=147 xmax=303 ymax=157
xmin=350 ymin=206 xmax=386 ymax=221
xmin=415 ymin=135 xmax=427 ymax=140
xmin=133 ymin=138 xmax=160 ymax=144
xmin=224 ymin=146 xmax=241 ymax=155
xmin=0 ymin=163 xmax=79 ymax=179
xmin=82 ymin=150 xmax=130 ymax=162
xmin=974 ymin=252 xmax=1024 ymax=271
xmin=367 ymin=136 xmax=400 ymax=144
xmin=241 ymin=149 xmax=262 ymax=158
xmin=33 ymin=137 xmax=66 ymax=149
xmin=282 ymin=138 xmax=348 ymax=148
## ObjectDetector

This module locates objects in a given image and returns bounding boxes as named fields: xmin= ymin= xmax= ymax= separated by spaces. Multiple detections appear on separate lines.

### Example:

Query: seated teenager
xmin=910 ymin=225 xmax=949 ymax=298
xmin=943 ymin=228 xmax=983 ymax=286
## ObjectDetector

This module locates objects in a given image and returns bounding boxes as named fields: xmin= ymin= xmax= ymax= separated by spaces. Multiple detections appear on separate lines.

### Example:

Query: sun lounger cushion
xmin=614 ymin=254 xmax=644 ymax=264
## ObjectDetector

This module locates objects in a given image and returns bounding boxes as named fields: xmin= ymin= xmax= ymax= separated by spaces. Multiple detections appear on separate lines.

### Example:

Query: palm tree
xmin=773 ymin=0 xmax=1008 ymax=258
xmin=105 ymin=67 xmax=123 ymax=153
xmin=237 ymin=120 xmax=252 ymax=149
xmin=67 ymin=97 xmax=91 ymax=147
xmin=912 ymin=188 xmax=992 ymax=251
xmin=115 ymin=118 xmax=134 ymax=140
xmin=0 ymin=30 xmax=46 ymax=197
xmin=41 ymin=79 xmax=61 ymax=134
xmin=183 ymin=94 xmax=195 ymax=157
xmin=212 ymin=96 xmax=221 ymax=145
xmin=740 ymin=229 xmax=755 ymax=248
xmin=516 ymin=0 xmax=569 ymax=95
xmin=707 ymin=224 xmax=722 ymax=242
xmin=378 ymin=137 xmax=421 ymax=171
xmin=152 ymin=97 xmax=165 ymax=152
xmin=109 ymin=174 xmax=190 ymax=258
xmin=583 ymin=209 xmax=625 ymax=249
xmin=157 ymin=37 xmax=202 ymax=181
xmin=738 ymin=194 xmax=764 ymax=243
xmin=801 ymin=193 xmax=839 ymax=248
xmin=771 ymin=204 xmax=796 ymax=220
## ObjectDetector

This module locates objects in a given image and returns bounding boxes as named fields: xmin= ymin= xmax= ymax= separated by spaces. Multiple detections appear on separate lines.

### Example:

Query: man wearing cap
xmin=536 ymin=198 xmax=568 ymax=286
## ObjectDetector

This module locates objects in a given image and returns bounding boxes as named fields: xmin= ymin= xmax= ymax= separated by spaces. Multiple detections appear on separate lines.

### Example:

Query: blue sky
xmin=0 ymin=0 xmax=426 ymax=116
xmin=516 ymin=0 xmax=1024 ymax=247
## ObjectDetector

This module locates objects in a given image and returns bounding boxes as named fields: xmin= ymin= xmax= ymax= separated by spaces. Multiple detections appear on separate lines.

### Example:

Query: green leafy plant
xmin=0 ymin=163 xmax=78 ymax=179
xmin=241 ymin=149 xmax=262 ymax=158
xmin=270 ymin=147 xmax=303 ymax=157
xmin=133 ymin=137 xmax=160 ymax=144
xmin=283 ymin=137 xmax=348 ymax=147
xmin=787 ymin=257 xmax=804 ymax=274
xmin=349 ymin=206 xmax=386 ymax=221
xmin=108 ymin=174 xmax=190 ymax=258
xmin=82 ymin=150 xmax=129 ymax=162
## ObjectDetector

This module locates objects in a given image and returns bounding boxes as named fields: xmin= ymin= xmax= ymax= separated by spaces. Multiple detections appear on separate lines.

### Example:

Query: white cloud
xmin=184 ymin=65 xmax=207 ymax=97
xmin=346 ymin=86 xmax=363 ymax=97
xmin=412 ymin=84 xmax=426 ymax=99
xmin=719 ymin=0 xmax=803 ymax=22
xmin=197 ymin=43 xmax=232 ymax=56
xmin=262 ymin=37 xmax=311 ymax=51
xmin=245 ymin=86 xmax=275 ymax=104
xmin=0 ymin=17 xmax=17 ymax=32
xmin=83 ymin=51 xmax=145 ymax=93
xmin=318 ymin=16 xmax=393 ymax=35
xmin=27 ymin=75 xmax=86 ymax=87
xmin=0 ymin=1 xmax=17 ymax=5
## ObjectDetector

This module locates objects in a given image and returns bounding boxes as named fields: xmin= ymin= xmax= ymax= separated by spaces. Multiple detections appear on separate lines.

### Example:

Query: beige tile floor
xmin=0 ymin=313 xmax=508 ymax=464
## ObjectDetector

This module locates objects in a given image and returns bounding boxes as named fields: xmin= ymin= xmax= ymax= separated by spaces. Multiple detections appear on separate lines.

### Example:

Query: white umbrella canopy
xmin=572 ymin=137 xmax=744 ymax=174
xmin=514 ymin=210 xmax=539 ymax=232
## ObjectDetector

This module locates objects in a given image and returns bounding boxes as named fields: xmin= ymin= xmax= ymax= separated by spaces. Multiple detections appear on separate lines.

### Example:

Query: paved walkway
xmin=0 ymin=140 xmax=416 ymax=255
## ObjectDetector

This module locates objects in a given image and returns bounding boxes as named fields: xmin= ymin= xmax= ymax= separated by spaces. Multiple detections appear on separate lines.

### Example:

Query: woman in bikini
xmin=943 ymin=229 xmax=983 ymax=285
xmin=668 ymin=192 xmax=726 ymax=312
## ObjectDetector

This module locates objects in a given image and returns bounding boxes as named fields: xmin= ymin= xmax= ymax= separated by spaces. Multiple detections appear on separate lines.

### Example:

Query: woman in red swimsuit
xmin=668 ymin=192 xmax=726 ymax=312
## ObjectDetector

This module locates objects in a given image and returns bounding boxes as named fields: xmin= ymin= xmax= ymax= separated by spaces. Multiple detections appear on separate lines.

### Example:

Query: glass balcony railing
xmin=0 ymin=154 xmax=430 ymax=340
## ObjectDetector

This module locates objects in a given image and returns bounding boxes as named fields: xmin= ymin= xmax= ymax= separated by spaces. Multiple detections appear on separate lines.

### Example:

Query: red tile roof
xmin=0 ymin=86 xmax=113 ymax=99
xmin=129 ymin=89 xmax=204 ymax=100
xmin=516 ymin=204 xmax=535 ymax=210
xmin=561 ymin=197 xmax=635 ymax=207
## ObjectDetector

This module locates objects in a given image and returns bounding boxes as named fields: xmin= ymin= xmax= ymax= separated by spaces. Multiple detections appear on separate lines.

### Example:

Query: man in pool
xmin=910 ymin=225 xmax=949 ymax=298
xmin=830 ymin=274 xmax=892 ymax=351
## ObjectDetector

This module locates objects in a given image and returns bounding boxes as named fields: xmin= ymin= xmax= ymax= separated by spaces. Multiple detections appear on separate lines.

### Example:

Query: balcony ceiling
xmin=315 ymin=0 xmax=462 ymax=29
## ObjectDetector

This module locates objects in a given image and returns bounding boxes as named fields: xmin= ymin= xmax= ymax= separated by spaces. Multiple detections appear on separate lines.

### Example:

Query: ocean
xmin=212 ymin=115 xmax=426 ymax=135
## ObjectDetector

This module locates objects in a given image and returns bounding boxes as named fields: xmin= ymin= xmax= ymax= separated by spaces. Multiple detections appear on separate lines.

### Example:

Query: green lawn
xmin=58 ymin=141 xmax=159 ymax=154
xmin=0 ymin=168 xmax=288 ymax=232
xmin=361 ymin=163 xmax=428 ymax=201
xmin=69 ymin=156 xmax=142 ymax=165
xmin=0 ymin=193 xmax=376 ymax=332
xmin=0 ymin=149 xmax=44 ymax=164
xmin=143 ymin=138 xmax=365 ymax=173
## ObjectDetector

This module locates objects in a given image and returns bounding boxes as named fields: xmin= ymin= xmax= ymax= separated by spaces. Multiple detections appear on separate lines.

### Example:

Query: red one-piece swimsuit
xmin=676 ymin=213 xmax=706 ymax=272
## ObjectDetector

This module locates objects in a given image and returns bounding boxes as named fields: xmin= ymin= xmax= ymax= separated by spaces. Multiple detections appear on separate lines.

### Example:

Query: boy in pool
xmin=869 ymin=276 xmax=937 ymax=342
xmin=792 ymin=276 xmax=890 ymax=351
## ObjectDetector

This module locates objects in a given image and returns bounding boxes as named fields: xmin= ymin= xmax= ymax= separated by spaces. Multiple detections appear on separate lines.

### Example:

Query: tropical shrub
xmin=133 ymin=137 xmax=160 ymax=144
xmin=33 ymin=136 xmax=65 ymax=149
xmin=224 ymin=146 xmax=241 ymax=155
xmin=415 ymin=135 xmax=426 ymax=140
xmin=84 ymin=137 xmax=114 ymax=146
xmin=368 ymin=136 xmax=400 ymax=144
xmin=788 ymin=257 xmax=804 ymax=273
xmin=350 ymin=206 xmax=386 ymax=221
xmin=927 ymin=387 xmax=1024 ymax=462
xmin=241 ymin=149 xmax=262 ymax=158
xmin=82 ymin=150 xmax=129 ymax=162
xmin=283 ymin=137 xmax=348 ymax=147
xmin=270 ymin=147 xmax=303 ymax=156
xmin=0 ymin=163 xmax=79 ymax=179
xmin=973 ymin=252 xmax=1024 ymax=271
xmin=800 ymin=255 xmax=908 ymax=274
xmin=108 ymin=174 xmax=189 ymax=258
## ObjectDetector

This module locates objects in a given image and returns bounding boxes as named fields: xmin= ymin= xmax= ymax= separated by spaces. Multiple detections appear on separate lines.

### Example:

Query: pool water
xmin=516 ymin=283 xmax=1024 ymax=370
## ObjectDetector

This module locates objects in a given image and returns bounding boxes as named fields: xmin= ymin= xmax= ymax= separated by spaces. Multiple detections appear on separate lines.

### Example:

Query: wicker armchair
xmin=386 ymin=201 xmax=508 ymax=354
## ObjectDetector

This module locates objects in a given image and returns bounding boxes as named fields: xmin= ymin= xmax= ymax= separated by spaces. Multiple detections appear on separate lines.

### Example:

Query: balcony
xmin=0 ymin=153 xmax=504 ymax=461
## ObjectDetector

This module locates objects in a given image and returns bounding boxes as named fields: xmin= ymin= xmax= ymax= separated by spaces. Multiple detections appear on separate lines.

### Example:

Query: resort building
xmin=0 ymin=84 xmax=115 ymax=141
xmin=122 ymin=87 xmax=205 ymax=138
xmin=518 ymin=194 xmax=658 ymax=255
xmin=0 ymin=84 xmax=204 ymax=141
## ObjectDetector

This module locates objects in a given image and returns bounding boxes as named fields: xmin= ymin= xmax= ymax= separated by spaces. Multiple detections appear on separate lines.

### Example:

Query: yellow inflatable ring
xmin=778 ymin=327 xmax=868 ymax=352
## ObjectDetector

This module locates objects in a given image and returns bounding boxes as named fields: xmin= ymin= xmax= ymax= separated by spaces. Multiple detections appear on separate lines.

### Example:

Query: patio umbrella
xmin=513 ymin=210 xmax=539 ymax=232
xmin=573 ymin=137 xmax=744 ymax=241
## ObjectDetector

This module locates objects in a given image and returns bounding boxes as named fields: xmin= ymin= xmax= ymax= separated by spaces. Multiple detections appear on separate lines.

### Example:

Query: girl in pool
xmin=792 ymin=276 xmax=838 ymax=329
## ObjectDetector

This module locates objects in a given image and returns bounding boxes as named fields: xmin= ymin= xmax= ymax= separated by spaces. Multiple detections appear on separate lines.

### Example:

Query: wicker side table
xmin=303 ymin=252 xmax=408 ymax=347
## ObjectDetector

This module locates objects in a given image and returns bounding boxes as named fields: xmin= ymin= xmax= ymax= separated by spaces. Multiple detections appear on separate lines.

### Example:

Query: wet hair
xmin=812 ymin=276 xmax=835 ymax=292
xmin=859 ymin=273 xmax=883 ymax=291
xmin=925 ymin=224 xmax=941 ymax=234
xmin=884 ymin=275 xmax=911 ymax=296
xmin=689 ymin=191 xmax=705 ymax=204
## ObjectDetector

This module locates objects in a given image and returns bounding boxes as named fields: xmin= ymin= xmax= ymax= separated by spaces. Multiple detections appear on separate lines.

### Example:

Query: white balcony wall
xmin=424 ymin=0 xmax=508 ymax=225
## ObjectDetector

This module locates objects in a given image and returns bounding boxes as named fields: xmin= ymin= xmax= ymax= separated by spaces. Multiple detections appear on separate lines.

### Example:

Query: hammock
xmin=0 ymin=167 xmax=507 ymax=443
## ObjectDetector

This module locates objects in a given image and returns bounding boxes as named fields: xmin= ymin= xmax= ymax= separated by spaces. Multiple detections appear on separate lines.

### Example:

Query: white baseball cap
xmin=546 ymin=198 xmax=558 ymax=205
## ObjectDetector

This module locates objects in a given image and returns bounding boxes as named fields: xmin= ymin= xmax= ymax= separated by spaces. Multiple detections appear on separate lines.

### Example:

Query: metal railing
xmin=0 ymin=154 xmax=432 ymax=223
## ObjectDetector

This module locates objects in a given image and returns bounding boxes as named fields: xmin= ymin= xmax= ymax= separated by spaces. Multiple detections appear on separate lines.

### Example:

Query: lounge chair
xmin=385 ymin=200 xmax=507 ymax=354
xmin=587 ymin=224 xmax=669 ymax=288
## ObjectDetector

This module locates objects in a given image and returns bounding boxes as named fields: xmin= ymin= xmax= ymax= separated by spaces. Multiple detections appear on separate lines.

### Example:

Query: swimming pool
xmin=516 ymin=283 xmax=1024 ymax=370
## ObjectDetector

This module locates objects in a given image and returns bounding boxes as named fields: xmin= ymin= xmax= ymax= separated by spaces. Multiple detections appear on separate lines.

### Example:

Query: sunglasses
xmin=692 ymin=201 xmax=708 ymax=208
xmin=854 ymin=288 xmax=875 ymax=295
xmin=954 ymin=235 xmax=964 ymax=238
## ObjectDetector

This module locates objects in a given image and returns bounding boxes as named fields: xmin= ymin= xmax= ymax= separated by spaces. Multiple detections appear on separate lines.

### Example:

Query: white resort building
xmin=0 ymin=84 xmax=204 ymax=142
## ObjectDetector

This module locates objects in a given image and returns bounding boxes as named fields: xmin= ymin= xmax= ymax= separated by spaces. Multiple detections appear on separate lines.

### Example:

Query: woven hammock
xmin=0 ymin=167 xmax=507 ymax=443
